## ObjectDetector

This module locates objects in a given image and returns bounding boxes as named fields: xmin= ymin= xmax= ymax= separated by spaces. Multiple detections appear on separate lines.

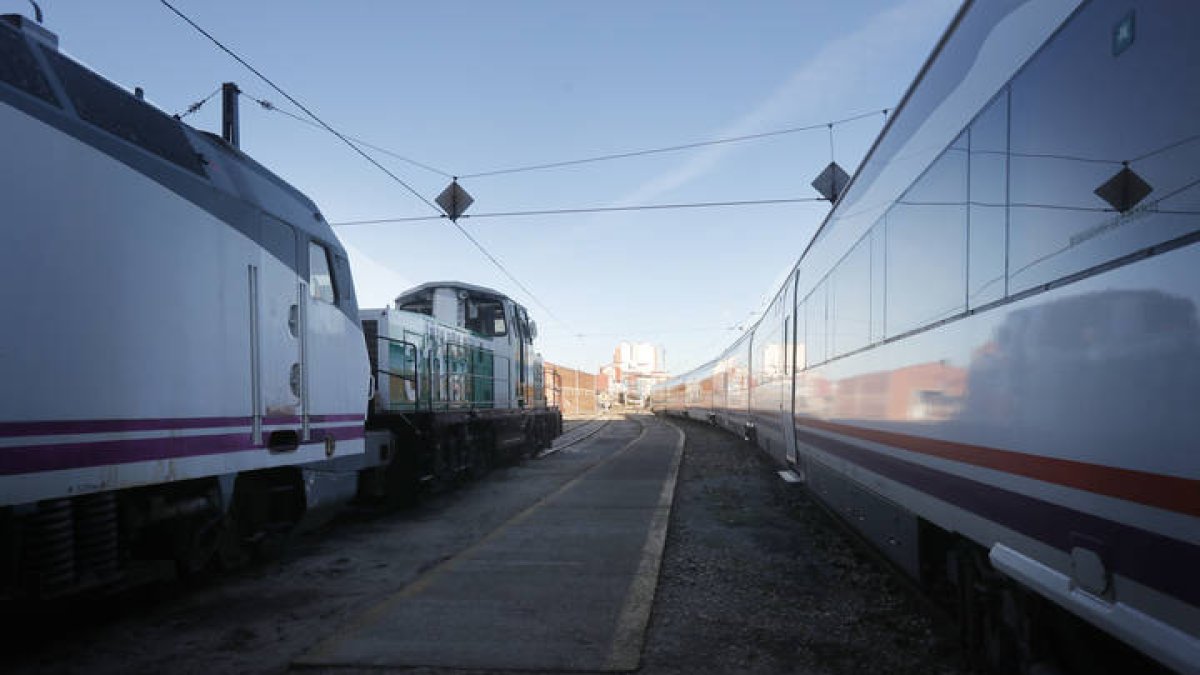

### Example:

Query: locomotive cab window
xmin=332 ymin=254 xmax=356 ymax=311
xmin=465 ymin=297 xmax=507 ymax=337
xmin=309 ymin=242 xmax=337 ymax=304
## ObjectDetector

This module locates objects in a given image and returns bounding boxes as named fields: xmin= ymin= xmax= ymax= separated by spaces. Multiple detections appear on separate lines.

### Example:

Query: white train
xmin=654 ymin=1 xmax=1199 ymax=672
xmin=0 ymin=14 xmax=558 ymax=598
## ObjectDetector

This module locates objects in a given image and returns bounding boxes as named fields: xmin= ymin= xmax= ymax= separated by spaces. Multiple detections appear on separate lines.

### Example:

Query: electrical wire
xmin=159 ymin=0 xmax=441 ymax=215
xmin=159 ymin=1 xmax=568 ymax=332
xmin=173 ymin=86 xmax=220 ymax=119
xmin=330 ymin=197 xmax=829 ymax=228
xmin=249 ymin=95 xmax=891 ymax=182
xmin=457 ymin=109 xmax=889 ymax=179
xmin=448 ymin=220 xmax=566 ymax=328
xmin=244 ymin=93 xmax=455 ymax=179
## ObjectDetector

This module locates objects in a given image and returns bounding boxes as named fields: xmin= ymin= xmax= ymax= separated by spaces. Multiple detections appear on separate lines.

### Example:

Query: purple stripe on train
xmin=0 ymin=424 xmax=365 ymax=475
xmin=0 ymin=414 xmax=363 ymax=438
xmin=794 ymin=427 xmax=1200 ymax=609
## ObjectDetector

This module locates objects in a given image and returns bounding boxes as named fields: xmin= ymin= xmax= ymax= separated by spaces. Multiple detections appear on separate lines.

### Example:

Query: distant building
xmin=604 ymin=341 xmax=670 ymax=407
xmin=614 ymin=341 xmax=666 ymax=375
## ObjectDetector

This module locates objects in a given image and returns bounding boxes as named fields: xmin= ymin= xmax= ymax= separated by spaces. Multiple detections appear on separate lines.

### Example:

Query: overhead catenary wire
xmin=159 ymin=0 xmax=441 ymax=215
xmin=329 ymin=197 xmax=830 ymax=228
xmin=245 ymin=93 xmax=455 ymax=179
xmin=173 ymin=86 xmax=220 ymax=119
xmin=448 ymin=220 xmax=566 ymax=328
xmin=250 ymin=91 xmax=890 ymax=182
xmin=457 ymin=109 xmax=889 ymax=179
xmin=159 ymin=1 xmax=568 ymax=331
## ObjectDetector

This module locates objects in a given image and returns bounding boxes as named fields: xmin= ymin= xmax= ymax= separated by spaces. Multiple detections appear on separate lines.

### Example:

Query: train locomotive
xmin=654 ymin=1 xmax=1199 ymax=672
xmin=0 ymin=14 xmax=559 ymax=600
xmin=357 ymin=281 xmax=561 ymax=502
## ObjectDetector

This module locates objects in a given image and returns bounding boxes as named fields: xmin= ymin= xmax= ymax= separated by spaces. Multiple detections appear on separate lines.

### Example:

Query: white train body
xmin=655 ymin=1 xmax=1199 ymax=671
xmin=356 ymin=282 xmax=559 ymax=490
xmin=368 ymin=281 xmax=547 ymax=414
xmin=0 ymin=15 xmax=368 ymax=594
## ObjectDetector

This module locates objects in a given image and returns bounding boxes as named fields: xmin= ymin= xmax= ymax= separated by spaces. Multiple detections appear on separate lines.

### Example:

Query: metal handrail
xmin=373 ymin=329 xmax=519 ymax=413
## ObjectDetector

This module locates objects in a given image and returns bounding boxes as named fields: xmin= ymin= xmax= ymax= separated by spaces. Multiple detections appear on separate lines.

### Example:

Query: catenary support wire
xmin=160 ymin=1 xmax=569 ymax=331
xmin=329 ymin=197 xmax=829 ymax=228
xmin=159 ymin=0 xmax=442 ymax=215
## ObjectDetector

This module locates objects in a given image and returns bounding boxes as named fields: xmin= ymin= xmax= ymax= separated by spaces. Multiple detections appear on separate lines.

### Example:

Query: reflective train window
xmin=0 ymin=21 xmax=58 ymax=106
xmin=967 ymin=90 xmax=1008 ymax=308
xmin=805 ymin=281 xmax=827 ymax=365
xmin=885 ymin=132 xmax=967 ymax=337
xmin=869 ymin=222 xmax=885 ymax=343
xmin=40 ymin=47 xmax=206 ymax=176
xmin=830 ymin=233 xmax=870 ymax=357
xmin=1006 ymin=1 xmax=1200 ymax=295
xmin=331 ymin=254 xmax=356 ymax=311
xmin=309 ymin=242 xmax=337 ymax=304
xmin=464 ymin=297 xmax=507 ymax=337
xmin=793 ymin=297 xmax=806 ymax=371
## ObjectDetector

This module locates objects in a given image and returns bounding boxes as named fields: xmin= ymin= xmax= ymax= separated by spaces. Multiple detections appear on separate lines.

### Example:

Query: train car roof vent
xmin=1 ymin=13 xmax=59 ymax=50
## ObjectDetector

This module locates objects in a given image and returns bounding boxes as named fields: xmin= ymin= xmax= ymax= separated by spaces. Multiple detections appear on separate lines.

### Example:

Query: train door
xmin=491 ymin=304 xmax=512 ymax=408
xmin=513 ymin=306 xmax=529 ymax=407
xmin=302 ymin=237 xmax=364 ymax=442
xmin=254 ymin=215 xmax=303 ymax=448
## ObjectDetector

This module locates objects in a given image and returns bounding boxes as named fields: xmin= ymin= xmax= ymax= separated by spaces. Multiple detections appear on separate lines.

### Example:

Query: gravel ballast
xmin=638 ymin=416 xmax=973 ymax=675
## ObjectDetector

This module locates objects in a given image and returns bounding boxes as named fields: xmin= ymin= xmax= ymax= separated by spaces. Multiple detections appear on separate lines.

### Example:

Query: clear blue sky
xmin=38 ymin=0 xmax=959 ymax=374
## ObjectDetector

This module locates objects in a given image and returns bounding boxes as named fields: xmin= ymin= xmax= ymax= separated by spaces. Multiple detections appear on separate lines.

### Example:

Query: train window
xmin=386 ymin=342 xmax=418 ymax=406
xmin=1006 ymin=3 xmax=1200 ymax=295
xmin=783 ymin=318 xmax=790 ymax=376
xmin=869 ymin=221 xmax=886 ymax=343
xmin=308 ymin=242 xmax=337 ymax=304
xmin=968 ymin=90 xmax=1008 ymax=308
xmin=490 ymin=305 xmax=508 ymax=337
xmin=331 ymin=254 xmax=357 ymax=311
xmin=396 ymin=289 xmax=433 ymax=316
xmin=886 ymin=134 xmax=967 ymax=336
xmin=830 ymin=234 xmax=870 ymax=356
xmin=793 ymin=298 xmax=806 ymax=371
xmin=41 ymin=48 xmax=205 ymax=176
xmin=805 ymin=282 xmax=827 ymax=365
xmin=466 ymin=299 xmax=507 ymax=337
xmin=0 ymin=21 xmax=58 ymax=106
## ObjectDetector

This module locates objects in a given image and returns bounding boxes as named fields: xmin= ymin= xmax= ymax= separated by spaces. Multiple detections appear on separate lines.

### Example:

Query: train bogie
xmin=359 ymin=282 xmax=561 ymax=495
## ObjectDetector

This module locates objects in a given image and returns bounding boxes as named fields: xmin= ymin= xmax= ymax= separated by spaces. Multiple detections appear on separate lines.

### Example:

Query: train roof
xmin=0 ymin=13 xmax=343 ymax=253
xmin=395 ymin=281 xmax=526 ymax=309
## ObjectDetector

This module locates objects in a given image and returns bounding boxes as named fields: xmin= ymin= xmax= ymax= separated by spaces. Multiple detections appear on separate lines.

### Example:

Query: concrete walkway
xmin=294 ymin=416 xmax=684 ymax=672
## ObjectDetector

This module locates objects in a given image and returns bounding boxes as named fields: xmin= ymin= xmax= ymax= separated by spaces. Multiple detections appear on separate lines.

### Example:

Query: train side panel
xmin=0 ymin=91 xmax=365 ymax=507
